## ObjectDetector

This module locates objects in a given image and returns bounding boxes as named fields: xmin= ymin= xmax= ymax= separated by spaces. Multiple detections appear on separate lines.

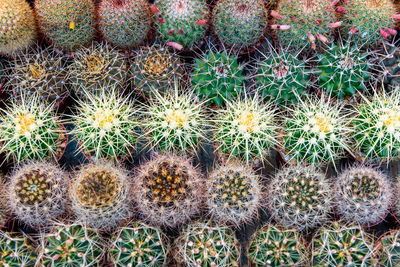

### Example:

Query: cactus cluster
xmin=0 ymin=231 xmax=37 ymax=266
xmin=377 ymin=230 xmax=400 ymax=267
xmin=97 ymin=0 xmax=152 ymax=50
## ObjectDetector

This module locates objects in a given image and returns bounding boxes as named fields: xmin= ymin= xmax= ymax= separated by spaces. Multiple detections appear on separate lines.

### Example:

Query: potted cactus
xmin=0 ymin=231 xmax=37 ymax=266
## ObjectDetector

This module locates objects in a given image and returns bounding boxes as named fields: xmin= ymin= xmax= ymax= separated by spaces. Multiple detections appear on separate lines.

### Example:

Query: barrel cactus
xmin=0 ymin=231 xmax=37 ymax=266
xmin=377 ymin=230 xmax=400 ymax=267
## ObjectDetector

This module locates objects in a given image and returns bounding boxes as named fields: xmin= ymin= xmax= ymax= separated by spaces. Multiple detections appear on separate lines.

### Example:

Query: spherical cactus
xmin=69 ymin=162 xmax=132 ymax=230
xmin=377 ymin=230 xmax=400 ymax=267
xmin=130 ymin=45 xmax=186 ymax=97
xmin=6 ymin=45 xmax=69 ymax=104
xmin=311 ymin=222 xmax=374 ymax=266
xmin=174 ymin=222 xmax=240 ymax=267
xmin=267 ymin=165 xmax=332 ymax=232
xmin=8 ymin=161 xmax=68 ymax=228
xmin=351 ymin=90 xmax=400 ymax=163
xmin=281 ymin=94 xmax=351 ymax=165
xmin=191 ymin=49 xmax=245 ymax=106
xmin=0 ymin=231 xmax=37 ymax=266
xmin=212 ymin=0 xmax=268 ymax=50
xmin=69 ymin=43 xmax=127 ymax=96
xmin=38 ymin=223 xmax=102 ymax=266
xmin=248 ymin=224 xmax=306 ymax=266
xmin=0 ymin=0 xmax=37 ymax=56
xmin=207 ymin=161 xmax=263 ymax=226
xmin=0 ymin=96 xmax=67 ymax=162
xmin=70 ymin=90 xmax=138 ymax=161
xmin=142 ymin=86 xmax=207 ymax=155
xmin=97 ymin=0 xmax=152 ymax=49
xmin=334 ymin=166 xmax=392 ymax=227
xmin=35 ymin=0 xmax=96 ymax=52
xmin=109 ymin=222 xmax=169 ymax=266
xmin=272 ymin=0 xmax=338 ymax=50
xmin=152 ymin=0 xmax=209 ymax=51
xmin=133 ymin=153 xmax=204 ymax=228
xmin=214 ymin=94 xmax=278 ymax=164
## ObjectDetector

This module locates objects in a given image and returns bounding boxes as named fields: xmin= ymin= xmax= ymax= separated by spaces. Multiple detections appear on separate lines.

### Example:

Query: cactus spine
xmin=377 ymin=230 xmax=400 ymax=267
xmin=0 ymin=231 xmax=37 ymax=266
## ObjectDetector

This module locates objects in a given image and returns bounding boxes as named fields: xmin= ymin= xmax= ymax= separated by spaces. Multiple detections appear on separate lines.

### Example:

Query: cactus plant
xmin=377 ymin=230 xmax=400 ymax=267
xmin=207 ymin=161 xmax=263 ymax=226
xmin=0 ymin=231 xmax=37 ymax=266
xmin=312 ymin=222 xmax=374 ymax=266
xmin=174 ymin=222 xmax=240 ymax=267
xmin=0 ymin=0 xmax=37 ymax=56
xmin=97 ymin=0 xmax=152 ymax=49
xmin=109 ymin=222 xmax=169 ymax=266
xmin=0 ymin=96 xmax=67 ymax=162
xmin=130 ymin=45 xmax=186 ymax=97
xmin=133 ymin=153 xmax=203 ymax=228
xmin=0 ymin=178 xmax=9 ymax=228
xmin=380 ymin=41 xmax=400 ymax=88
xmin=214 ymin=94 xmax=278 ymax=164
xmin=69 ymin=43 xmax=127 ymax=96
xmin=191 ymin=49 xmax=245 ymax=106
xmin=7 ymin=45 xmax=69 ymax=104
xmin=248 ymin=224 xmax=306 ymax=266
xmin=152 ymin=0 xmax=209 ymax=50
xmin=267 ymin=165 xmax=332 ymax=232
xmin=69 ymin=162 xmax=132 ymax=230
xmin=70 ymin=89 xmax=138 ymax=161
xmin=35 ymin=0 xmax=96 ymax=52
xmin=8 ymin=161 xmax=68 ymax=228
xmin=38 ymin=223 xmax=102 ymax=266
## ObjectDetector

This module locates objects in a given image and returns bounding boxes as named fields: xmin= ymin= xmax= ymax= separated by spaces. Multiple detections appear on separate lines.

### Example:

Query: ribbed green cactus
xmin=377 ymin=230 xmax=400 ymax=267
xmin=97 ymin=0 xmax=152 ymax=49
xmin=153 ymin=0 xmax=209 ymax=50
xmin=0 ymin=231 xmax=37 ymax=266
xmin=0 ymin=0 xmax=37 ymax=56
xmin=35 ymin=0 xmax=96 ymax=52
xmin=39 ymin=223 xmax=102 ymax=266
xmin=191 ymin=50 xmax=245 ymax=106
xmin=109 ymin=222 xmax=169 ymax=266
xmin=248 ymin=224 xmax=306 ymax=266
xmin=212 ymin=0 xmax=268 ymax=50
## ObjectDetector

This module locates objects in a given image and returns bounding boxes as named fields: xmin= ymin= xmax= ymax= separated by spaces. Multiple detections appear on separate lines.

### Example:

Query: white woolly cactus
xmin=213 ymin=94 xmax=278 ymax=164
xmin=377 ymin=230 xmax=400 ymax=267
xmin=267 ymin=164 xmax=332 ymax=232
xmin=206 ymin=161 xmax=263 ymax=226
xmin=8 ymin=161 xmax=68 ymax=228
xmin=70 ymin=89 xmax=138 ymax=161
xmin=334 ymin=165 xmax=392 ymax=227
xmin=69 ymin=161 xmax=132 ymax=230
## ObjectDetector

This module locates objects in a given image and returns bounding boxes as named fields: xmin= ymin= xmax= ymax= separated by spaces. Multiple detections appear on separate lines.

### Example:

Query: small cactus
xmin=174 ymin=222 xmax=240 ymax=267
xmin=69 ymin=162 xmax=132 ymax=230
xmin=377 ymin=230 xmax=400 ymax=267
xmin=133 ymin=153 xmax=204 ymax=228
xmin=8 ymin=161 xmax=68 ymax=228
xmin=97 ymin=0 xmax=152 ymax=49
xmin=267 ymin=165 xmax=332 ymax=232
xmin=109 ymin=222 xmax=169 ymax=266
xmin=0 ymin=231 xmax=37 ymax=266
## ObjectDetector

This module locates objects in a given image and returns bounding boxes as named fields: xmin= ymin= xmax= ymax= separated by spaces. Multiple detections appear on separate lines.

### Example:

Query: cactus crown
xmin=378 ymin=230 xmax=400 ymax=267
xmin=0 ymin=231 xmax=37 ymax=266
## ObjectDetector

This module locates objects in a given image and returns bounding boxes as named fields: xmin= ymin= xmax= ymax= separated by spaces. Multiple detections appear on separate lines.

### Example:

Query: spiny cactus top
xmin=35 ymin=0 xmax=96 ymax=52
xmin=214 ymin=94 xmax=278 ymax=164
xmin=334 ymin=166 xmax=392 ymax=227
xmin=351 ymin=90 xmax=400 ymax=163
xmin=8 ymin=161 xmax=68 ymax=228
xmin=312 ymin=222 xmax=374 ymax=266
xmin=109 ymin=222 xmax=169 ymax=267
xmin=69 ymin=162 xmax=132 ymax=230
xmin=69 ymin=43 xmax=127 ymax=95
xmin=0 ymin=96 xmax=67 ymax=162
xmin=191 ymin=49 xmax=245 ymax=106
xmin=377 ymin=230 xmax=400 ymax=267
xmin=97 ymin=0 xmax=152 ymax=49
xmin=39 ymin=223 xmax=103 ymax=267
xmin=267 ymin=165 xmax=332 ymax=232
xmin=0 ymin=0 xmax=37 ymax=56
xmin=70 ymin=90 xmax=138 ymax=161
xmin=133 ymin=153 xmax=204 ymax=228
xmin=174 ymin=222 xmax=240 ymax=267
xmin=212 ymin=0 xmax=268 ymax=50
xmin=7 ymin=45 xmax=69 ymax=104
xmin=0 ymin=231 xmax=37 ymax=267
xmin=153 ymin=0 xmax=209 ymax=50
xmin=248 ymin=224 xmax=306 ymax=266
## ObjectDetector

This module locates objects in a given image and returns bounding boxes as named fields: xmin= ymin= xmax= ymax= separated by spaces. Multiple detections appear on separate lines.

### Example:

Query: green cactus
xmin=191 ymin=49 xmax=245 ymax=106
xmin=109 ymin=222 xmax=169 ymax=266
xmin=97 ymin=0 xmax=152 ymax=49
xmin=0 ymin=0 xmax=37 ymax=56
xmin=377 ymin=230 xmax=400 ymax=267
xmin=153 ymin=0 xmax=209 ymax=50
xmin=0 ymin=231 xmax=37 ymax=267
